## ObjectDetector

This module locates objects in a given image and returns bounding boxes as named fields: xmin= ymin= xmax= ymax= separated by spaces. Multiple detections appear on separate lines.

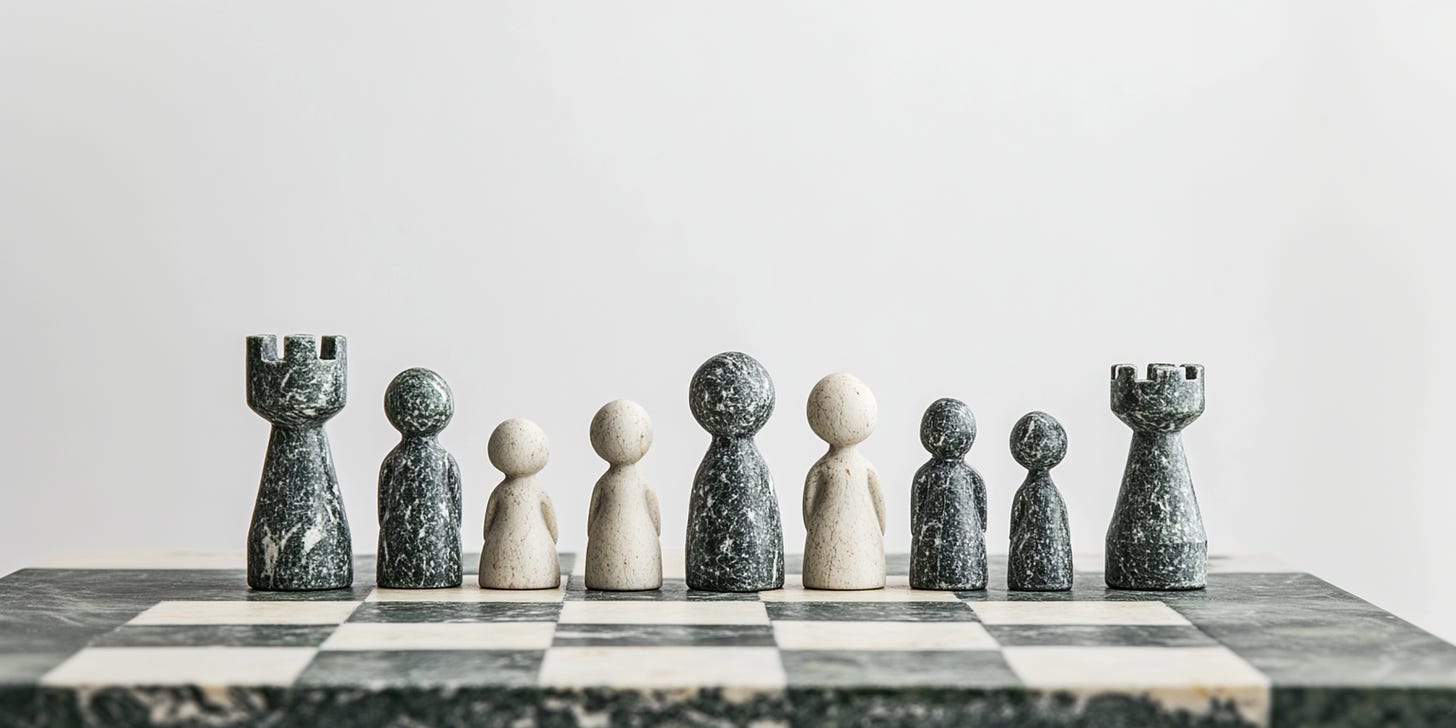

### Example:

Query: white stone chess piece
xmin=802 ymin=372 xmax=886 ymax=590
xmin=585 ymin=400 xmax=663 ymax=591
xmin=479 ymin=418 xmax=561 ymax=590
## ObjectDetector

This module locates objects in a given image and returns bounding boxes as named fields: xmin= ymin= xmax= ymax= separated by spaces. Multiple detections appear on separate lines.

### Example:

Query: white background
xmin=3 ymin=3 xmax=1454 ymax=639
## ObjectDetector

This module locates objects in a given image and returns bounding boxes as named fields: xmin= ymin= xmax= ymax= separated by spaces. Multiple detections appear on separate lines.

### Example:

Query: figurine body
xmin=585 ymin=400 xmax=663 ymax=591
xmin=480 ymin=418 xmax=560 ymax=590
xmin=910 ymin=398 xmax=987 ymax=591
xmin=1008 ymin=411 xmax=1072 ymax=591
xmin=802 ymin=373 xmax=885 ymax=590
xmin=377 ymin=368 xmax=462 ymax=589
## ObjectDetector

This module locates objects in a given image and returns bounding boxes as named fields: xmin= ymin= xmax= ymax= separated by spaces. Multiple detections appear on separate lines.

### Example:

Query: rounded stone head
xmin=689 ymin=352 xmax=775 ymax=438
xmin=590 ymin=399 xmax=653 ymax=466
xmin=1010 ymin=411 xmax=1067 ymax=470
xmin=489 ymin=418 xmax=549 ymax=477
xmin=807 ymin=372 xmax=877 ymax=448
xmin=384 ymin=368 xmax=454 ymax=437
xmin=920 ymin=398 xmax=976 ymax=458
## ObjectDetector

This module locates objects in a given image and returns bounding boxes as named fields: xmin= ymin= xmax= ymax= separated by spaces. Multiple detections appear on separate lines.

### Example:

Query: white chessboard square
xmin=368 ymin=578 xmax=567 ymax=603
xmin=759 ymin=574 xmax=960 ymax=603
xmin=559 ymin=600 xmax=768 ymax=625
xmin=1001 ymin=646 xmax=1270 ymax=721
xmin=540 ymin=646 xmax=786 ymax=691
xmin=42 ymin=647 xmax=316 ymax=687
xmin=773 ymin=621 xmax=998 ymax=651
xmin=320 ymin=622 xmax=555 ymax=651
xmin=128 ymin=601 xmax=360 ymax=625
xmin=970 ymin=601 xmax=1190 ymax=626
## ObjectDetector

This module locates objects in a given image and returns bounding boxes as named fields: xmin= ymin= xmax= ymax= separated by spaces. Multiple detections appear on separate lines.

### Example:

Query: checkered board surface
xmin=8 ymin=551 xmax=1456 ymax=727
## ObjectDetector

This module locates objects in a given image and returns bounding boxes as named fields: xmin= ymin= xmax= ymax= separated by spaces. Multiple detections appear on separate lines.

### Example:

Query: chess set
xmin=4 ymin=336 xmax=1456 ymax=727
xmin=242 ymin=335 xmax=1208 ymax=597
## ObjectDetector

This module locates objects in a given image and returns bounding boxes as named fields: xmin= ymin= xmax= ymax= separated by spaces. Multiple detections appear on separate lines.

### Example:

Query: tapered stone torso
xmin=245 ymin=335 xmax=353 ymax=591
xmin=685 ymin=352 xmax=784 ymax=593
xmin=1105 ymin=363 xmax=1207 ymax=591
xmin=910 ymin=398 xmax=987 ymax=591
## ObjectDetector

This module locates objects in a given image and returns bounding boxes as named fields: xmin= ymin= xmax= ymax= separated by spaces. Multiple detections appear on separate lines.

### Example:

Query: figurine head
xmin=920 ymin=397 xmax=976 ymax=459
xmin=689 ymin=351 xmax=775 ymax=438
xmin=1010 ymin=411 xmax=1067 ymax=470
xmin=246 ymin=335 xmax=347 ymax=427
xmin=488 ymin=418 xmax=549 ymax=477
xmin=1111 ymin=363 xmax=1205 ymax=432
xmin=807 ymin=372 xmax=877 ymax=448
xmin=384 ymin=368 xmax=453 ymax=437
xmin=590 ymin=399 xmax=653 ymax=466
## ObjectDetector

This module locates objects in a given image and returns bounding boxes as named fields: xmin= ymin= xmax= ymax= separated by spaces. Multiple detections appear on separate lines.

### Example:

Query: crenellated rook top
xmin=1110 ymin=362 xmax=1204 ymax=432
xmin=246 ymin=334 xmax=348 ymax=427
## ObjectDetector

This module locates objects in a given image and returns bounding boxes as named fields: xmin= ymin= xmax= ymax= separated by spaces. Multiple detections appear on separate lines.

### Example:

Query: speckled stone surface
xmin=8 ymin=551 xmax=1456 ymax=727
xmin=1107 ymin=363 xmax=1208 ymax=591
xmin=685 ymin=352 xmax=785 ymax=593
xmin=376 ymin=368 xmax=462 ymax=590
xmin=480 ymin=419 xmax=561 ymax=590
xmin=585 ymin=400 xmax=663 ymax=591
xmin=1007 ymin=411 xmax=1073 ymax=592
xmin=910 ymin=398 xmax=988 ymax=591
xmin=802 ymin=373 xmax=885 ymax=590
xmin=244 ymin=335 xmax=353 ymax=592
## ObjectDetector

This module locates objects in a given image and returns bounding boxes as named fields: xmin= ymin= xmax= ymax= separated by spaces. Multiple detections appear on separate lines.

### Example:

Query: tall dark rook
xmin=245 ymin=334 xmax=353 ymax=591
xmin=1105 ymin=363 xmax=1206 ymax=591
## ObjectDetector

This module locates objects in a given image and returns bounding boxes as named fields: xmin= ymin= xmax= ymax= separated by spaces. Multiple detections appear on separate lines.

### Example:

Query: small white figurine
xmin=801 ymin=372 xmax=885 ymax=590
xmin=585 ymin=400 xmax=663 ymax=591
xmin=479 ymin=418 xmax=560 ymax=590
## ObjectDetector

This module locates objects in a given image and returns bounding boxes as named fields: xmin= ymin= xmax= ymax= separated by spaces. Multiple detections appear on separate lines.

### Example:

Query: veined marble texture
xmin=4 ymin=551 xmax=1455 ymax=727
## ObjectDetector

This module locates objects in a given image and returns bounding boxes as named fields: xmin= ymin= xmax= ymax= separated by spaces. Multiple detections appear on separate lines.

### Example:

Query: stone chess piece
xmin=245 ymin=334 xmax=353 ymax=591
xmin=909 ymin=398 xmax=988 ymax=591
xmin=1105 ymin=363 xmax=1207 ymax=590
xmin=479 ymin=418 xmax=561 ymax=590
xmin=376 ymin=368 xmax=462 ymax=589
xmin=585 ymin=399 xmax=663 ymax=591
xmin=802 ymin=372 xmax=885 ymax=590
xmin=1007 ymin=411 xmax=1073 ymax=591
xmin=685 ymin=351 xmax=785 ymax=592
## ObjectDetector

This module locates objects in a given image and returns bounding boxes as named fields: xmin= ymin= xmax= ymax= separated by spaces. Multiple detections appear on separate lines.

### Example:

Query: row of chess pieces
xmin=244 ymin=337 xmax=1211 ymax=594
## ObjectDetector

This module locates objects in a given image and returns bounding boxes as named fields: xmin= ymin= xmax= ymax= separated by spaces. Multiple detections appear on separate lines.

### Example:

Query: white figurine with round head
xmin=802 ymin=372 xmax=886 ymax=590
xmin=479 ymin=418 xmax=561 ymax=590
xmin=584 ymin=399 xmax=663 ymax=591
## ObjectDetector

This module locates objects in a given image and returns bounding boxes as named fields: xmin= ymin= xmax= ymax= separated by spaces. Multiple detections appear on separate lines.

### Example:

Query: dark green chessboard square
xmin=551 ymin=624 xmax=775 ymax=647
xmin=298 ymin=650 xmax=543 ymax=687
xmin=766 ymin=602 xmax=978 ymax=622
xmin=985 ymin=624 xmax=1217 ymax=647
xmin=348 ymin=603 xmax=561 ymax=623
xmin=566 ymin=578 xmax=760 ymax=602
xmin=781 ymin=650 xmax=1019 ymax=687
xmin=92 ymin=624 xmax=338 ymax=648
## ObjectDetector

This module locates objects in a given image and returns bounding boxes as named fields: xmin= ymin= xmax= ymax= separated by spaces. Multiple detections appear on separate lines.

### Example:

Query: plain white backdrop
xmin=2 ymin=2 xmax=1454 ymax=639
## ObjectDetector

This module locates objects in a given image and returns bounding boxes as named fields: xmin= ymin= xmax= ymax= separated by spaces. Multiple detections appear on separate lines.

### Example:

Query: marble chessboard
xmin=2 ymin=552 xmax=1454 ymax=727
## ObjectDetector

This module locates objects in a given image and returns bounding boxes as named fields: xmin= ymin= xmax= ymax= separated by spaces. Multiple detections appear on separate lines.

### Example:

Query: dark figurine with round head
xmin=1010 ymin=411 xmax=1067 ymax=471
xmin=689 ymin=351 xmax=775 ymax=438
xmin=920 ymin=398 xmax=977 ymax=459
xmin=385 ymin=368 xmax=454 ymax=438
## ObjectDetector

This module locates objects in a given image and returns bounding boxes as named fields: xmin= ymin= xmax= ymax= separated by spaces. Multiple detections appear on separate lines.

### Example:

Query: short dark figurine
xmin=1105 ymin=363 xmax=1207 ymax=590
xmin=685 ymin=351 xmax=785 ymax=592
xmin=1007 ymin=411 xmax=1073 ymax=591
xmin=377 ymin=368 xmax=462 ymax=589
xmin=909 ymin=398 xmax=987 ymax=591
xmin=245 ymin=335 xmax=353 ymax=591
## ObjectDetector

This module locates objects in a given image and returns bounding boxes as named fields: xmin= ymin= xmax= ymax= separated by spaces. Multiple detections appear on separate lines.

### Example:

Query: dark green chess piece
xmin=377 ymin=368 xmax=462 ymax=589
xmin=1008 ymin=411 xmax=1072 ymax=591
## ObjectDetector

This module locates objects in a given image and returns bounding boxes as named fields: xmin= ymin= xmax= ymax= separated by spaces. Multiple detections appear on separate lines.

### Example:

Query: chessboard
xmin=2 ymin=552 xmax=1454 ymax=728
